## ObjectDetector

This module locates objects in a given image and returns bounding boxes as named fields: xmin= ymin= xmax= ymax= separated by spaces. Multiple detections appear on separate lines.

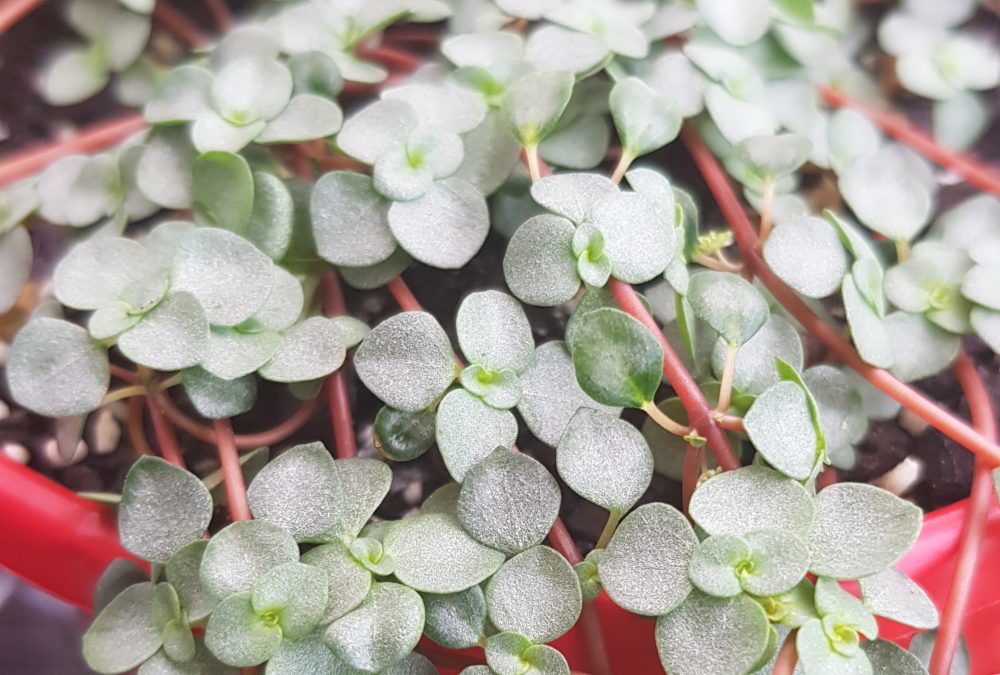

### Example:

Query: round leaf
xmin=251 ymin=562 xmax=328 ymax=640
xmin=744 ymin=379 xmax=820 ymax=480
xmin=384 ymin=513 xmax=505 ymax=593
xmin=53 ymin=237 xmax=164 ymax=311
xmin=192 ymin=152 xmax=254 ymax=234
xmin=355 ymin=311 xmax=456 ymax=412
xmin=257 ymin=94 xmax=343 ymax=143
xmin=710 ymin=314 xmax=803 ymax=396
xmin=556 ymin=407 xmax=653 ymax=512
xmin=503 ymin=214 xmax=580 ymax=307
xmin=687 ymin=271 xmax=769 ymax=346
xmin=610 ymin=77 xmax=681 ymax=157
xmin=165 ymin=540 xmax=216 ymax=622
xmin=258 ymin=317 xmax=348 ymax=383
xmin=457 ymin=446 xmax=560 ymax=554
xmin=456 ymin=290 xmax=534 ymax=372
xmin=117 ymin=291 xmax=208 ymax=371
xmin=329 ymin=457 xmax=393 ymax=539
xmin=688 ymin=534 xmax=750 ymax=597
xmin=884 ymin=312 xmax=960 ymax=383
xmin=323 ymin=583 xmax=425 ymax=673
xmin=501 ymin=70 xmax=574 ymax=147
xmin=311 ymin=171 xmax=395 ymax=268
xmin=839 ymin=153 xmax=932 ymax=242
xmin=486 ymin=545 xmax=582 ymax=643
xmin=211 ymin=57 xmax=293 ymax=124
xmin=83 ymin=582 xmax=161 ymax=674
xmin=858 ymin=567 xmax=939 ymax=630
xmin=435 ymin=388 xmax=519 ymax=481
xmin=7 ymin=317 xmax=109 ymax=417
xmin=764 ymin=216 xmax=849 ymax=298
xmin=200 ymin=520 xmax=299 ymax=599
xmin=569 ymin=307 xmax=664 ymax=408
xmin=204 ymin=593 xmax=282 ymax=667
xmin=529 ymin=173 xmax=618 ymax=224
xmin=689 ymin=465 xmax=815 ymax=538
xmin=182 ymin=368 xmax=256 ymax=420
xmin=422 ymin=586 xmax=488 ymax=649
xmin=599 ymin=503 xmax=697 ymax=616
xmin=300 ymin=542 xmax=372 ymax=624
xmin=592 ymin=191 xmax=674 ymax=284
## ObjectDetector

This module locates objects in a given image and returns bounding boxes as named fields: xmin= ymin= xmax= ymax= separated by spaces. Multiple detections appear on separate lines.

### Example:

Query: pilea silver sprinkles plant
xmin=2 ymin=0 xmax=1000 ymax=673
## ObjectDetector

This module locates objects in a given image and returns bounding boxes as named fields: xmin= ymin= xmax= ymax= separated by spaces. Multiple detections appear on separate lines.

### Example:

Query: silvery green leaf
xmin=144 ymin=65 xmax=212 ymax=123
xmin=599 ymin=503 xmax=696 ymax=616
xmin=962 ymin=263 xmax=1000 ymax=310
xmin=884 ymin=312 xmax=960 ymax=382
xmin=200 ymin=520 xmax=299 ymax=599
xmin=247 ymin=442 xmax=344 ymax=541
xmin=839 ymin=153 xmax=932 ymax=243
xmin=201 ymin=328 xmax=281 ymax=380
xmin=696 ymin=0 xmax=769 ymax=45
xmin=7 ymin=317 xmax=109 ymax=417
xmin=192 ymin=151 xmax=254 ymax=234
xmin=0 ymin=179 xmax=39 ymax=232
xmin=936 ymin=194 xmax=1000 ymax=253
xmin=540 ymin=112 xmax=611 ymax=171
xmin=83 ymin=582 xmax=160 ymax=674
xmin=387 ymin=177 xmax=488 ymax=269
xmin=807 ymin=482 xmax=922 ymax=579
xmin=311 ymin=171 xmax=395 ymax=268
xmin=211 ymin=57 xmax=292 ymax=125
xmin=688 ymin=270 xmax=769 ymax=346
xmin=204 ymin=592 xmax=282 ymax=667
xmin=503 ymin=214 xmax=580 ymax=306
xmin=501 ymin=70 xmax=574 ymax=147
xmin=610 ymin=77 xmax=681 ymax=158
xmin=35 ymin=155 xmax=103 ymax=226
xmin=656 ymin=592 xmax=770 ymax=675
xmin=689 ymin=465 xmax=815 ymax=538
xmin=905 ymin=0 xmax=976 ymax=26
xmin=497 ymin=0 xmax=558 ymax=19
xmin=265 ymin=633 xmax=343 ymax=675
xmin=518 ymin=341 xmax=622 ymax=447
xmin=710 ymin=314 xmax=802 ymax=395
xmin=383 ymin=83 xmax=487 ymax=134
xmin=374 ymin=405 xmax=435 ymax=461
xmin=592 ymin=191 xmax=674 ymax=284
xmin=525 ymin=25 xmax=608 ymax=74
xmin=484 ymin=631 xmax=533 ymax=675
xmin=422 ymin=586 xmax=487 ymax=649
xmin=300 ymin=542 xmax=372 ymax=623
xmin=165 ymin=540 xmax=215 ymax=622
xmin=40 ymin=46 xmax=109 ymax=105
xmin=137 ymin=127 xmax=194 ymax=209
xmin=256 ymin=94 xmax=342 ymax=143
xmin=384 ymin=513 xmax=504 ymax=593
xmin=288 ymin=51 xmax=343 ymax=99
xmin=237 ymin=172 xmax=292 ymax=262
xmin=859 ymin=567 xmax=938 ymax=630
xmin=171 ymin=227 xmax=274 ymax=327
xmin=421 ymin=482 xmax=461 ymax=516
xmin=803 ymin=365 xmax=868 ymax=452
xmin=460 ymin=363 xmax=522 ymax=409
xmin=688 ymin=534 xmax=750 ymax=597
xmin=908 ymin=629 xmax=969 ymax=674
xmin=329 ymin=457 xmax=392 ymax=539
xmin=210 ymin=23 xmax=278 ymax=67
xmin=139 ymin=638 xmax=233 ymax=674
xmin=118 ymin=291 xmax=208 ymax=370
xmin=456 ymin=290 xmax=534 ymax=372
xmin=94 ymin=558 xmax=148 ymax=614
xmin=258 ymin=317 xmax=347 ymax=383
xmin=249 ymin=267 xmax=303 ymax=333
xmin=796 ymin=617 xmax=872 ymax=675
xmin=442 ymin=30 xmax=524 ymax=72
xmin=933 ymin=91 xmax=989 ymax=152
xmin=971 ymin=306 xmax=1000 ymax=353
xmin=191 ymin=112 xmax=264 ymax=154
xmin=53 ymin=236 xmax=163 ymax=311
xmin=340 ymin=247 xmax=412 ymax=291
xmin=736 ymin=133 xmax=812 ymax=183
xmin=436 ymin=388 xmax=518 ymax=481
xmin=557 ymin=407 xmax=652 ymax=512
xmin=486 ymin=545 xmax=581 ymax=643
xmin=936 ymin=34 xmax=1000 ymax=92
xmin=100 ymin=9 xmax=150 ymax=70
xmin=843 ymin=272 xmax=894 ymax=369
xmin=324 ymin=583 xmax=424 ymax=673
xmin=454 ymin=110 xmax=522 ymax=195
xmin=704 ymin=85 xmax=777 ymax=145
xmin=119 ymin=456 xmax=211 ymax=564
xmin=457 ymin=447 xmax=560 ymax=555
xmin=884 ymin=242 xmax=971 ymax=329
xmin=530 ymin=172 xmax=618 ymax=224
xmin=814 ymin=576 xmax=878 ymax=639
xmin=354 ymin=311 xmax=456 ymax=412
xmin=739 ymin=530 xmax=810 ymax=596
xmin=337 ymin=98 xmax=418 ymax=165
xmin=862 ymin=639 xmax=931 ymax=675
xmin=372 ymin=147 xmax=433 ymax=202
xmin=251 ymin=562 xmax=328 ymax=639
xmin=827 ymin=109 xmax=881 ymax=174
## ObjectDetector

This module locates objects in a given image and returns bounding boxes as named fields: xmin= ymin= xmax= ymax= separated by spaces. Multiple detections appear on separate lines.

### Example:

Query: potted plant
xmin=1 ymin=0 xmax=999 ymax=673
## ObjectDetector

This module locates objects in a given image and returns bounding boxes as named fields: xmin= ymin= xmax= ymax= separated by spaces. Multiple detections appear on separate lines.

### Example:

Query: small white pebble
xmin=2 ymin=442 xmax=29 ymax=464
xmin=90 ymin=408 xmax=121 ymax=455
xmin=874 ymin=456 xmax=924 ymax=497
xmin=41 ymin=438 xmax=88 ymax=467
xmin=0 ymin=399 xmax=9 ymax=422
xmin=402 ymin=480 xmax=422 ymax=505
xmin=0 ymin=341 xmax=8 ymax=367
xmin=899 ymin=408 xmax=929 ymax=437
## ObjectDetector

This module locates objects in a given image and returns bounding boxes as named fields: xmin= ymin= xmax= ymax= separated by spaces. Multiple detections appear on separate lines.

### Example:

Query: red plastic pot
xmin=2 ymin=453 xmax=998 ymax=674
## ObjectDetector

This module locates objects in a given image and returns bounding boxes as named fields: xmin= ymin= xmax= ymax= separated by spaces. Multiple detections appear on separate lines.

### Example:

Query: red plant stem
xmin=817 ymin=85 xmax=1000 ymax=199
xmin=817 ymin=466 xmax=838 ymax=490
xmin=154 ymin=390 xmax=319 ymax=449
xmin=929 ymin=351 xmax=998 ymax=675
xmin=213 ymin=419 xmax=251 ymax=521
xmin=681 ymin=444 xmax=701 ymax=515
xmin=0 ymin=0 xmax=44 ymax=34
xmin=152 ymin=0 xmax=209 ymax=48
xmin=205 ymin=0 xmax=231 ymax=31
xmin=680 ymin=124 xmax=1000 ymax=467
xmin=109 ymin=364 xmax=139 ymax=384
xmin=608 ymin=279 xmax=741 ymax=471
xmin=715 ymin=414 xmax=745 ymax=434
xmin=772 ymin=630 xmax=798 ymax=675
xmin=146 ymin=398 xmax=185 ymax=467
xmin=383 ymin=26 xmax=441 ymax=46
xmin=0 ymin=115 xmax=146 ymax=188
xmin=322 ymin=270 xmax=358 ymax=459
xmin=356 ymin=45 xmax=423 ymax=72
xmin=126 ymin=395 xmax=154 ymax=457
xmin=386 ymin=276 xmax=423 ymax=312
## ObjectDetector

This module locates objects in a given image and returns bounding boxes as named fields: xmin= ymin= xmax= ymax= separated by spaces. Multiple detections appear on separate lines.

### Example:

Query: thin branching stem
xmin=0 ymin=0 xmax=44 ymax=34
xmin=524 ymin=145 xmax=542 ymax=183
xmin=772 ymin=630 xmax=799 ymax=675
xmin=609 ymin=149 xmax=634 ymax=185
xmin=595 ymin=509 xmax=622 ymax=550
xmin=152 ymin=0 xmax=209 ymax=48
xmin=146 ymin=397 xmax=186 ymax=468
xmin=109 ymin=364 xmax=139 ymax=384
xmin=929 ymin=350 xmax=998 ymax=675
xmin=681 ymin=123 xmax=1000 ymax=466
xmin=817 ymin=84 xmax=1000 ymax=199
xmin=100 ymin=385 xmax=148 ymax=405
xmin=715 ymin=414 xmax=745 ymax=434
xmin=642 ymin=400 xmax=691 ymax=436
xmin=757 ymin=180 xmax=775 ymax=246
xmin=126 ymin=396 xmax=154 ymax=457
xmin=322 ymin=270 xmax=358 ymax=459
xmin=213 ymin=419 xmax=251 ymax=521
xmin=0 ymin=115 xmax=146 ymax=188
xmin=714 ymin=343 xmax=739 ymax=416
xmin=205 ymin=0 xmax=231 ymax=31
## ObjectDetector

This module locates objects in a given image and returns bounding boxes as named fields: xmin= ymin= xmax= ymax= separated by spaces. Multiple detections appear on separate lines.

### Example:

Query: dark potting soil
xmin=1 ymin=5 xmax=999 ymax=557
